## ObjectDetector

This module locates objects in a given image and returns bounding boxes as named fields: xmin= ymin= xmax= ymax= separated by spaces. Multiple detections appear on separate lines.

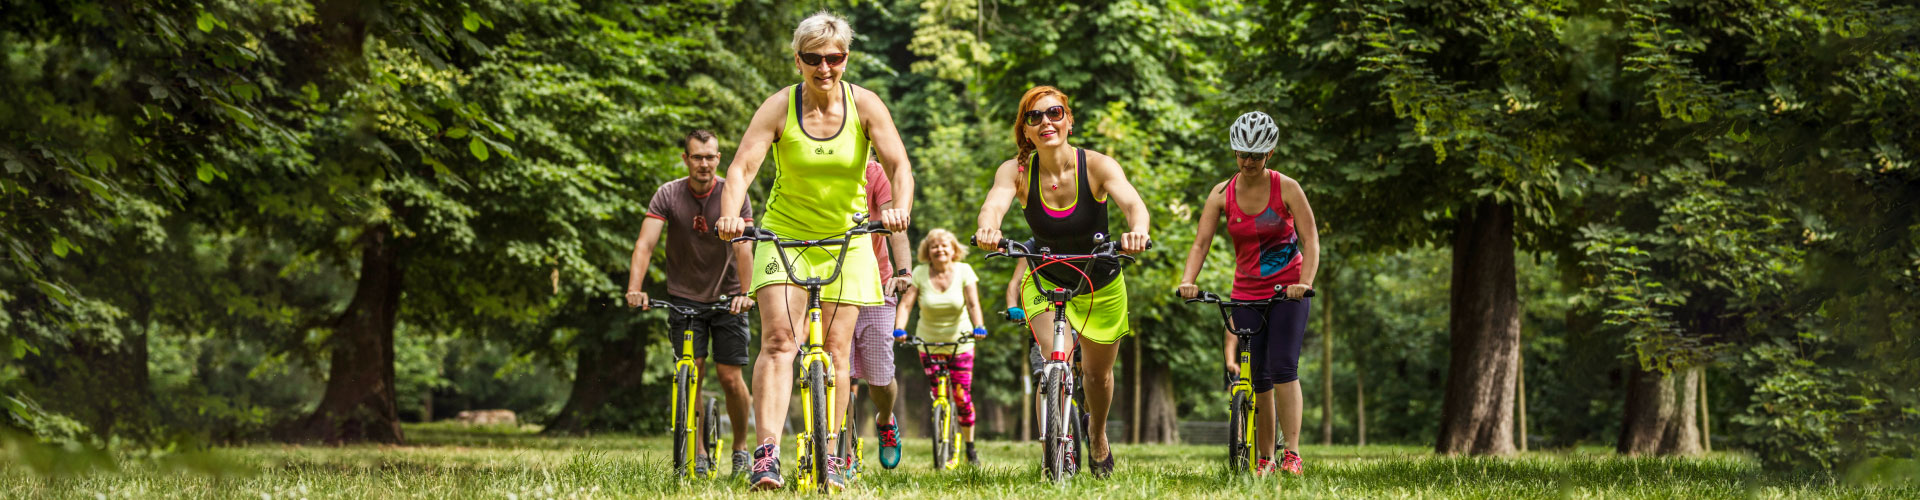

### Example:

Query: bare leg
xmin=1079 ymin=335 xmax=1122 ymax=461
xmin=1277 ymin=380 xmax=1304 ymax=453
xmin=751 ymin=284 xmax=807 ymax=448
xmin=867 ymin=382 xmax=896 ymax=427
xmin=962 ymin=425 xmax=975 ymax=443
xmin=716 ymin=363 xmax=752 ymax=452
xmin=1255 ymin=389 xmax=1276 ymax=458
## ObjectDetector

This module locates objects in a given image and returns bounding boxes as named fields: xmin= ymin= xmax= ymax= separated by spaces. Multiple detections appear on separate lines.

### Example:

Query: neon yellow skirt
xmin=750 ymin=235 xmax=883 ymax=307
xmin=1018 ymin=272 xmax=1132 ymax=344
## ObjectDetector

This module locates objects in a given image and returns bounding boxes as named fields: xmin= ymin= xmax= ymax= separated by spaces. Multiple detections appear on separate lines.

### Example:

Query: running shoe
xmin=748 ymin=444 xmax=783 ymax=491
xmin=878 ymin=418 xmax=902 ymax=470
xmin=1279 ymin=449 xmax=1303 ymax=476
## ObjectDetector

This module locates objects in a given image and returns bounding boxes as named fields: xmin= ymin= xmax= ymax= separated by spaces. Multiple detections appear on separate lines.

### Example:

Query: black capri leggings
xmin=1230 ymin=297 xmax=1312 ymax=393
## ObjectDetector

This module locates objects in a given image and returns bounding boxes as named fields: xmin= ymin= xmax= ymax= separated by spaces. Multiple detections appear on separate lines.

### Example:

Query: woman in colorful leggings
xmin=892 ymin=228 xmax=989 ymax=465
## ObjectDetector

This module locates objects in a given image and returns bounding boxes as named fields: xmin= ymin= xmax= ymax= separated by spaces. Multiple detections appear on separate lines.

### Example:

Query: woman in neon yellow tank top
xmin=713 ymin=11 xmax=915 ymax=492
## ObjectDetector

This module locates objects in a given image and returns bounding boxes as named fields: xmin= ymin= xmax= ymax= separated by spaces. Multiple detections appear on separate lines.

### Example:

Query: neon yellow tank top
xmin=765 ymin=83 xmax=871 ymax=239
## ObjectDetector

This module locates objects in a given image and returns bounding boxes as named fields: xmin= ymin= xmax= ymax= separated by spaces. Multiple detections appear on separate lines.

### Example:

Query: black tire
xmin=1071 ymin=387 xmax=1088 ymax=478
xmin=701 ymin=396 xmax=720 ymax=476
xmin=671 ymin=368 xmax=691 ymax=478
xmin=1228 ymin=392 xmax=1250 ymax=473
xmin=1039 ymin=375 xmax=1061 ymax=481
xmin=933 ymin=404 xmax=952 ymax=469
xmin=807 ymin=361 xmax=831 ymax=493
xmin=839 ymin=400 xmax=861 ymax=481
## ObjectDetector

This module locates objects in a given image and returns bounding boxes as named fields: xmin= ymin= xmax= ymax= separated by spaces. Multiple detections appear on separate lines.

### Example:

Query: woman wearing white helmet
xmin=1176 ymin=111 xmax=1321 ymax=476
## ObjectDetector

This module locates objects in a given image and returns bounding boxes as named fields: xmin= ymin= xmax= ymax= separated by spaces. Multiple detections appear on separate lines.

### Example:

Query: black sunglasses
xmin=1023 ymin=106 xmax=1067 ymax=127
xmin=1235 ymin=151 xmax=1267 ymax=160
xmin=797 ymin=52 xmax=848 ymax=66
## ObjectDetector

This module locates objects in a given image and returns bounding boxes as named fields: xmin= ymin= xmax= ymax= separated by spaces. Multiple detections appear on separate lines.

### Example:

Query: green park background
xmin=2 ymin=0 xmax=1917 ymax=494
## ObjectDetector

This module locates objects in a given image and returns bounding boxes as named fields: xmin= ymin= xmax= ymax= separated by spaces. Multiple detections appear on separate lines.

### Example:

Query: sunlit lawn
xmin=3 ymin=423 xmax=1913 ymax=499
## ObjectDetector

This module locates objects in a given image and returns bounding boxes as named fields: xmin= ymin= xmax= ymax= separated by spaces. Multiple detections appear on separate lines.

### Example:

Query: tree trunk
xmin=1435 ymin=199 xmax=1521 ymax=456
xmin=544 ymin=324 xmax=653 ymax=435
xmin=1616 ymin=364 xmax=1703 ymax=456
xmin=1356 ymin=355 xmax=1367 ymax=447
xmin=1517 ymin=344 xmax=1528 ymax=452
xmin=1130 ymin=357 xmax=1181 ymax=444
xmin=293 ymin=229 xmax=404 ymax=444
xmin=1699 ymin=372 xmax=1711 ymax=452
xmin=1321 ymin=290 xmax=1333 ymax=446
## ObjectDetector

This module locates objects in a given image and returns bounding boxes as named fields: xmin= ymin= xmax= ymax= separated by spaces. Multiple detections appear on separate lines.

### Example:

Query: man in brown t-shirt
xmin=625 ymin=130 xmax=756 ymax=476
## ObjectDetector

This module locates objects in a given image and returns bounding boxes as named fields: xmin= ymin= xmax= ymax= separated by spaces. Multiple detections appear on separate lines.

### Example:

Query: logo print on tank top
xmin=1255 ymin=208 xmax=1297 ymax=277
xmin=814 ymin=145 xmax=836 ymax=156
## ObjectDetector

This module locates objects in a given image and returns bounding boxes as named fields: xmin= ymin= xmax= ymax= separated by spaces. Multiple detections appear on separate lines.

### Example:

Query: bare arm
xmin=626 ymin=217 xmax=666 ymax=308
xmin=728 ymin=240 xmax=756 ymax=313
xmin=1087 ymin=153 xmax=1152 ymax=253
xmin=859 ymin=88 xmax=915 ymax=231
xmin=894 ymin=285 xmax=919 ymax=333
xmin=1178 ymin=183 xmax=1229 ymax=299
xmin=964 ymin=282 xmax=986 ymax=332
xmin=973 ymin=159 xmax=1023 ymax=252
xmin=715 ymin=92 xmax=788 ymax=239
xmin=883 ymin=199 xmax=913 ymax=294
xmin=1281 ymin=175 xmax=1320 ymax=297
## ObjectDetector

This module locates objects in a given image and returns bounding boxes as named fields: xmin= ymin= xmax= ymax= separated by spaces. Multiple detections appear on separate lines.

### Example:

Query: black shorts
xmin=666 ymin=295 xmax=751 ymax=366
xmin=1231 ymin=296 xmax=1311 ymax=393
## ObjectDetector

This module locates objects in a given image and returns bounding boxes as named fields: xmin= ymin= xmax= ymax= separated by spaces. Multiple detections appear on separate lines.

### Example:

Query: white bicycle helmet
xmin=1230 ymin=111 xmax=1279 ymax=153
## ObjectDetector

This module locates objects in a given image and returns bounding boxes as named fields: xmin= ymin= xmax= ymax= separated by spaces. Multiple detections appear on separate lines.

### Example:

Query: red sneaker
xmin=1279 ymin=450 xmax=1303 ymax=476
xmin=1254 ymin=457 xmax=1276 ymax=476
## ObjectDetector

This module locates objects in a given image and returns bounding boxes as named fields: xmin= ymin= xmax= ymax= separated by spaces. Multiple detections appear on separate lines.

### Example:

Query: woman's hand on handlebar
xmin=1119 ymin=231 xmax=1151 ymax=254
xmin=715 ymin=216 xmax=747 ymax=241
xmin=1283 ymin=283 xmax=1313 ymax=300
xmin=972 ymin=227 xmax=1002 ymax=253
xmin=1176 ymin=283 xmax=1199 ymax=300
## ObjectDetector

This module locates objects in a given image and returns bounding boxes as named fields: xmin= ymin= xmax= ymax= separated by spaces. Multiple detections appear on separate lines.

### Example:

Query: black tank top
xmin=1022 ymin=148 xmax=1120 ymax=291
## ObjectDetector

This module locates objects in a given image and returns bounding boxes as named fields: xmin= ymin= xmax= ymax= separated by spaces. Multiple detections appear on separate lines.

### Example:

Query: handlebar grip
xmin=858 ymin=220 xmax=890 ymax=234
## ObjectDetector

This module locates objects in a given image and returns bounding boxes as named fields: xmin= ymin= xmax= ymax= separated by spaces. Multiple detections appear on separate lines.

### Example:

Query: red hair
xmin=1012 ymin=86 xmax=1072 ymax=172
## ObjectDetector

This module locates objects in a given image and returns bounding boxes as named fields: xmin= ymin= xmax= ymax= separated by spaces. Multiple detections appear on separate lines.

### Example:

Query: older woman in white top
xmin=892 ymin=228 xmax=988 ymax=464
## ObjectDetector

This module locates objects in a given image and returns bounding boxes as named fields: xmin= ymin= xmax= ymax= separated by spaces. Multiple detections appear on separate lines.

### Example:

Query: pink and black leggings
xmin=917 ymin=351 xmax=976 ymax=427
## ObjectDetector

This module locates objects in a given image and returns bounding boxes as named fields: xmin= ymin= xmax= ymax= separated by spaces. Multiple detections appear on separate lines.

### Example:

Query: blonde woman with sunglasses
xmin=713 ymin=10 xmax=915 ymax=492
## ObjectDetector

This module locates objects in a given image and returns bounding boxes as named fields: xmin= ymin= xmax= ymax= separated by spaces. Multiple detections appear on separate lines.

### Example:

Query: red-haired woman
xmin=973 ymin=85 xmax=1150 ymax=478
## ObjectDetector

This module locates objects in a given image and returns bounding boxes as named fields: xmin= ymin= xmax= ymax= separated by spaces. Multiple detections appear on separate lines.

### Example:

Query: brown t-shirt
xmin=647 ymin=177 xmax=753 ymax=302
xmin=865 ymin=161 xmax=895 ymax=279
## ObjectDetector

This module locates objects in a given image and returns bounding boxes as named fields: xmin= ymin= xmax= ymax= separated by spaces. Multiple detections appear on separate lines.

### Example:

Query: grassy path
xmin=4 ymin=423 xmax=1910 ymax=499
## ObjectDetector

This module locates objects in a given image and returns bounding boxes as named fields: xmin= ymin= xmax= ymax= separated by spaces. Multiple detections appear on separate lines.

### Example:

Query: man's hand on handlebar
xmin=627 ymin=290 xmax=650 ymax=309
xmin=728 ymin=294 xmax=756 ymax=315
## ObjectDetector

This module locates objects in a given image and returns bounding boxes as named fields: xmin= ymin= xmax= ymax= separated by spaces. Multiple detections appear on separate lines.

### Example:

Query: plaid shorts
xmin=848 ymin=297 xmax=898 ymax=386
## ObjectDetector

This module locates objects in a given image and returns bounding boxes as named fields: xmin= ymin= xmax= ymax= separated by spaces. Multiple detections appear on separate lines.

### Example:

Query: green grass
xmin=4 ymin=423 xmax=1913 ymax=499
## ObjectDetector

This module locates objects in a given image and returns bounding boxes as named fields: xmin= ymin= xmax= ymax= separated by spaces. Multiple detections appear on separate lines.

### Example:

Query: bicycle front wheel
xmin=807 ymin=361 xmax=831 ymax=493
xmin=839 ymin=400 xmax=862 ymax=482
xmin=1229 ymin=392 xmax=1251 ymax=473
xmin=932 ymin=403 xmax=952 ymax=470
xmin=701 ymin=396 xmax=720 ymax=478
xmin=671 ymin=367 xmax=692 ymax=478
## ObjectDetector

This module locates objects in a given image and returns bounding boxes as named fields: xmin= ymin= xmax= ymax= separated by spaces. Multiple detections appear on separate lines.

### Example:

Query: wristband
xmin=894 ymin=269 xmax=912 ymax=277
xmin=892 ymin=329 xmax=908 ymax=339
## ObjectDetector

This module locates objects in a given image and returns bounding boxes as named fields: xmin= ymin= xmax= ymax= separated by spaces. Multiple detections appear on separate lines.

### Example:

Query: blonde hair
xmin=791 ymin=11 xmax=854 ymax=53
xmin=916 ymin=229 xmax=969 ymax=263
